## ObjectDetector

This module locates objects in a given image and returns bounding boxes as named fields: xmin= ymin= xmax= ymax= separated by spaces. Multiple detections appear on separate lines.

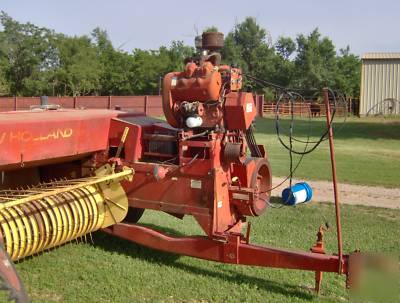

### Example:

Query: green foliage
xmin=130 ymin=42 xmax=194 ymax=95
xmin=335 ymin=46 xmax=361 ymax=96
xmin=222 ymin=19 xmax=361 ymax=97
xmin=294 ymin=29 xmax=338 ymax=89
xmin=275 ymin=36 xmax=296 ymax=59
xmin=53 ymin=34 xmax=102 ymax=96
xmin=203 ymin=26 xmax=219 ymax=33
xmin=0 ymin=12 xmax=194 ymax=97
xmin=0 ymin=11 xmax=57 ymax=96
xmin=0 ymin=13 xmax=360 ymax=98
xmin=222 ymin=17 xmax=277 ymax=92
xmin=222 ymin=17 xmax=272 ymax=73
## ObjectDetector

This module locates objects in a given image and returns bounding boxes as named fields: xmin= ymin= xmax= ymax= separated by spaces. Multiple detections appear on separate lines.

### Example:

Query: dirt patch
xmin=271 ymin=177 xmax=400 ymax=209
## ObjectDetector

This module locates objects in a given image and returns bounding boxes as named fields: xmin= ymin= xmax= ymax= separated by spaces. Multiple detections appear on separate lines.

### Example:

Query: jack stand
xmin=311 ymin=225 xmax=328 ymax=293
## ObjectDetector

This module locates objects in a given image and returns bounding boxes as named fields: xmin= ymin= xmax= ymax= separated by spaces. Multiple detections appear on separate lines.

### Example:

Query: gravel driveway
xmin=272 ymin=177 xmax=400 ymax=209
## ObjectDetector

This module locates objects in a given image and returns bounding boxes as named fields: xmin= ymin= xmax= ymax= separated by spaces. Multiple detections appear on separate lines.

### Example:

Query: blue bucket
xmin=281 ymin=182 xmax=313 ymax=205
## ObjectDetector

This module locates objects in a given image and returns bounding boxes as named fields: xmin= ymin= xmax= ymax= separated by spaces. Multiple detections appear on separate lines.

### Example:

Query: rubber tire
xmin=123 ymin=208 xmax=145 ymax=224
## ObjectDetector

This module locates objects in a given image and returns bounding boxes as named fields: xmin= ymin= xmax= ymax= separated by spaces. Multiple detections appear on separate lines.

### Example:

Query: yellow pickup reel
xmin=0 ymin=164 xmax=133 ymax=261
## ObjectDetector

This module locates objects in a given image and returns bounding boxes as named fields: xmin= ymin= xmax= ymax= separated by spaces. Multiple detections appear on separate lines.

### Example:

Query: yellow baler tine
xmin=33 ymin=200 xmax=51 ymax=251
xmin=61 ymin=196 xmax=74 ymax=243
xmin=41 ymin=197 xmax=62 ymax=250
xmin=0 ymin=211 xmax=14 ymax=256
xmin=52 ymin=194 xmax=70 ymax=244
xmin=0 ymin=169 xmax=133 ymax=210
xmin=80 ymin=187 xmax=98 ymax=232
xmin=76 ymin=187 xmax=97 ymax=233
xmin=72 ymin=189 xmax=91 ymax=237
xmin=43 ymin=196 xmax=63 ymax=248
xmin=25 ymin=202 xmax=46 ymax=255
xmin=60 ymin=192 xmax=80 ymax=242
xmin=65 ymin=191 xmax=85 ymax=238
xmin=80 ymin=187 xmax=100 ymax=232
xmin=19 ymin=204 xmax=39 ymax=257
xmin=13 ymin=206 xmax=33 ymax=258
xmin=1 ymin=208 xmax=20 ymax=260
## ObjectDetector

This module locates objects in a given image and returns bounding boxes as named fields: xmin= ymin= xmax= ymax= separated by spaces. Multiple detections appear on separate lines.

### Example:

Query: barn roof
xmin=362 ymin=53 xmax=400 ymax=60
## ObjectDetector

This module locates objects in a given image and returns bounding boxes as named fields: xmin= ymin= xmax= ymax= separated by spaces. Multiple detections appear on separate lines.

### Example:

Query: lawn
xmin=253 ymin=116 xmax=400 ymax=187
xmin=15 ymin=204 xmax=400 ymax=303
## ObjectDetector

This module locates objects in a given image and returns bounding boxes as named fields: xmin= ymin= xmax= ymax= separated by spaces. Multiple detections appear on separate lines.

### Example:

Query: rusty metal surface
xmin=323 ymin=88 xmax=343 ymax=273
xmin=201 ymin=32 xmax=224 ymax=51
xmin=104 ymin=223 xmax=348 ymax=274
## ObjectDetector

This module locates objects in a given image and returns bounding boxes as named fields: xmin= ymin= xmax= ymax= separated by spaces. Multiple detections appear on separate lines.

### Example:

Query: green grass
xmin=15 ymin=204 xmax=400 ymax=303
xmin=254 ymin=116 xmax=400 ymax=187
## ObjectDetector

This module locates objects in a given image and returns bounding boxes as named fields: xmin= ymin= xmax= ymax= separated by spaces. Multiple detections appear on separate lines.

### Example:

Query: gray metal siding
xmin=360 ymin=59 xmax=400 ymax=115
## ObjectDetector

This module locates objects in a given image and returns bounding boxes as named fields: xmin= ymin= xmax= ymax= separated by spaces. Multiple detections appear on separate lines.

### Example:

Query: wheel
xmin=123 ymin=207 xmax=145 ymax=224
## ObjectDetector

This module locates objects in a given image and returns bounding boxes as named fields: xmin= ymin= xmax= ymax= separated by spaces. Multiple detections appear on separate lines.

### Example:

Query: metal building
xmin=360 ymin=53 xmax=400 ymax=116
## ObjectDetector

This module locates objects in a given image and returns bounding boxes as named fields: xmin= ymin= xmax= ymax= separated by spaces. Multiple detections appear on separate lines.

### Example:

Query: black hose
xmin=244 ymin=75 xmax=346 ymax=199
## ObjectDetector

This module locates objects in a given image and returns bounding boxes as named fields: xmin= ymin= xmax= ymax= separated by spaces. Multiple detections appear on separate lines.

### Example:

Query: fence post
xmin=144 ymin=95 xmax=148 ymax=115
xmin=300 ymin=101 xmax=302 ymax=117
xmin=14 ymin=96 xmax=17 ymax=111
xmin=73 ymin=96 xmax=77 ymax=109
xmin=349 ymin=97 xmax=352 ymax=116
xmin=257 ymin=95 xmax=264 ymax=118
xmin=108 ymin=95 xmax=112 ymax=109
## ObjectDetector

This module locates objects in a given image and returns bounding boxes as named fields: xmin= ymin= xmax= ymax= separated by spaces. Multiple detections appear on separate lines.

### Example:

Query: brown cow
xmin=310 ymin=102 xmax=321 ymax=117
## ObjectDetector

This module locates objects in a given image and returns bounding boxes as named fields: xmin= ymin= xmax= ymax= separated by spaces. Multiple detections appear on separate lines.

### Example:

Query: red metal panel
xmin=0 ymin=109 xmax=119 ymax=169
xmin=225 ymin=92 xmax=256 ymax=130
xmin=109 ymin=118 xmax=143 ymax=162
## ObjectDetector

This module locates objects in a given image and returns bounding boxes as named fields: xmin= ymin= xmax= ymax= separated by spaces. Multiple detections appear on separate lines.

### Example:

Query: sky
xmin=1 ymin=0 xmax=399 ymax=56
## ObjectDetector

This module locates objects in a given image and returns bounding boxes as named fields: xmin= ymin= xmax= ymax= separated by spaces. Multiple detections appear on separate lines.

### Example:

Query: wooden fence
xmin=0 ymin=95 xmax=164 ymax=116
xmin=0 ymin=95 xmax=266 ymax=117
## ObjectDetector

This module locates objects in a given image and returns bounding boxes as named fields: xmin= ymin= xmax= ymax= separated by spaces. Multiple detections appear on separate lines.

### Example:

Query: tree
xmin=222 ymin=17 xmax=271 ymax=73
xmin=294 ymin=28 xmax=337 ymax=90
xmin=275 ymin=36 xmax=296 ymax=60
xmin=54 ymin=34 xmax=102 ymax=96
xmin=0 ymin=11 xmax=58 ymax=96
xmin=0 ymin=71 xmax=10 ymax=96
xmin=0 ymin=32 xmax=10 ymax=96
xmin=130 ymin=41 xmax=194 ymax=95
xmin=0 ymin=12 xmax=362 ymax=98
xmin=222 ymin=17 xmax=277 ymax=92
xmin=92 ymin=28 xmax=135 ymax=95
xmin=335 ymin=46 xmax=361 ymax=97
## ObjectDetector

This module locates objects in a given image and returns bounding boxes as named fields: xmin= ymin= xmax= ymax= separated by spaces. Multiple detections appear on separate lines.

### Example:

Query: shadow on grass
xmin=93 ymin=225 xmax=314 ymax=301
xmin=255 ymin=117 xmax=400 ymax=140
